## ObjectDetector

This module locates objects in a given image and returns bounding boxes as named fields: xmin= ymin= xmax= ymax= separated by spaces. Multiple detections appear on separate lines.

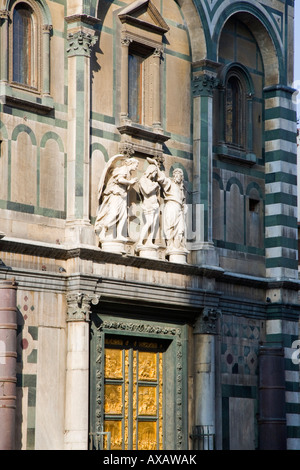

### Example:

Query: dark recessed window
xmin=249 ymin=198 xmax=259 ymax=213
xmin=226 ymin=75 xmax=244 ymax=148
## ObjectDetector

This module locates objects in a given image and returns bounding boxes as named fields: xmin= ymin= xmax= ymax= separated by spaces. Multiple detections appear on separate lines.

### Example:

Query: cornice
xmin=0 ymin=238 xmax=299 ymax=292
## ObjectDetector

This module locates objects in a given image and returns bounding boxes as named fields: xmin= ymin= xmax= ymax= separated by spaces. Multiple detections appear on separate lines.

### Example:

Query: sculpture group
xmin=95 ymin=155 xmax=188 ymax=263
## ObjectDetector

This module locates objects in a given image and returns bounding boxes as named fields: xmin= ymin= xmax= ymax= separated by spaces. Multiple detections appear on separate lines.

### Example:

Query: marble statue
xmin=95 ymin=155 xmax=139 ymax=246
xmin=137 ymin=158 xmax=161 ymax=250
xmin=158 ymin=167 xmax=188 ymax=258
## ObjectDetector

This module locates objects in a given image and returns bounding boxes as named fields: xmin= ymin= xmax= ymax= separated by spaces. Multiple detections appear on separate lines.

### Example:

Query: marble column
xmin=0 ymin=279 xmax=17 ymax=450
xmin=193 ymin=307 xmax=220 ymax=450
xmin=64 ymin=292 xmax=99 ymax=450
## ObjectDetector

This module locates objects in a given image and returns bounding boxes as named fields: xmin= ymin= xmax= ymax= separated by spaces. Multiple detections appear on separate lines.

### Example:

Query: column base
xmin=136 ymin=244 xmax=159 ymax=259
xmin=167 ymin=249 xmax=188 ymax=264
xmin=100 ymin=240 xmax=126 ymax=254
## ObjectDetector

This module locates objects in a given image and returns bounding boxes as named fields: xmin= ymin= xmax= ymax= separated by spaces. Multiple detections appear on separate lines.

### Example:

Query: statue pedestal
xmin=136 ymin=245 xmax=159 ymax=260
xmin=100 ymin=240 xmax=126 ymax=254
xmin=167 ymin=250 xmax=188 ymax=264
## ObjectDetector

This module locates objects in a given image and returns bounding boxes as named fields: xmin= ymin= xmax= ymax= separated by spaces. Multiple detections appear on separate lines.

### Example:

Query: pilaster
xmin=64 ymin=291 xmax=99 ymax=450
xmin=193 ymin=307 xmax=221 ymax=449
xmin=120 ymin=37 xmax=131 ymax=122
xmin=42 ymin=24 xmax=53 ymax=96
xmin=65 ymin=15 xmax=98 ymax=245
xmin=263 ymin=84 xmax=298 ymax=279
xmin=0 ymin=10 xmax=9 ymax=83
xmin=152 ymin=47 xmax=163 ymax=130
xmin=191 ymin=62 xmax=220 ymax=267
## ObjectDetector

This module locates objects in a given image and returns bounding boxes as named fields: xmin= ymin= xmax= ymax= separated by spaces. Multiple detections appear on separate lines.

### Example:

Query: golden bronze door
xmin=103 ymin=337 xmax=164 ymax=450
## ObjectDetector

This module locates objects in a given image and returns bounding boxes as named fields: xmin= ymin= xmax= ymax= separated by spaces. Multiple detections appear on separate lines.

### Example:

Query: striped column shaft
xmin=0 ymin=279 xmax=17 ymax=450
xmin=264 ymin=85 xmax=298 ymax=279
xmin=192 ymin=68 xmax=219 ymax=252
xmin=265 ymin=317 xmax=300 ymax=450
xmin=65 ymin=17 xmax=98 ymax=232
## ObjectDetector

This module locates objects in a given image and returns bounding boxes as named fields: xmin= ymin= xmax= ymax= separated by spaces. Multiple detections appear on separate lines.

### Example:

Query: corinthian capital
xmin=0 ymin=10 xmax=9 ymax=20
xmin=67 ymin=31 xmax=97 ymax=57
xmin=66 ymin=292 xmax=100 ymax=322
xmin=193 ymin=307 xmax=221 ymax=335
xmin=121 ymin=37 xmax=132 ymax=47
xmin=192 ymin=74 xmax=219 ymax=97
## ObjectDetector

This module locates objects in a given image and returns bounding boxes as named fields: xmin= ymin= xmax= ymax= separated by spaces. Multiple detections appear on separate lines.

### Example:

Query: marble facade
xmin=0 ymin=0 xmax=299 ymax=451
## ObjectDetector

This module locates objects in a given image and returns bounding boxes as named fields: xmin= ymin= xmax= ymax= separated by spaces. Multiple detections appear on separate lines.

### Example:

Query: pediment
xmin=118 ymin=0 xmax=169 ymax=34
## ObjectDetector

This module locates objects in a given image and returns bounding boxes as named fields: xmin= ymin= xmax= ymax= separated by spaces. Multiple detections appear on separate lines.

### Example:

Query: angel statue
xmin=95 ymin=155 xmax=139 ymax=245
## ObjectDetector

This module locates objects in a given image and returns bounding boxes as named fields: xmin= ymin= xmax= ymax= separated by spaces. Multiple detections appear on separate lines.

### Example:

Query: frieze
xmin=98 ymin=320 xmax=181 ymax=337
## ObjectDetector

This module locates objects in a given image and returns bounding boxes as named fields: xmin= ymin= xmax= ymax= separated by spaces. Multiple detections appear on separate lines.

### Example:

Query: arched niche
xmin=213 ymin=7 xmax=283 ymax=87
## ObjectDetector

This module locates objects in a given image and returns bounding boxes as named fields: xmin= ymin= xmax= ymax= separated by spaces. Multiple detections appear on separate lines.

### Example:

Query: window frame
xmin=128 ymin=50 xmax=146 ymax=125
xmin=216 ymin=62 xmax=256 ymax=166
xmin=9 ymin=0 xmax=42 ymax=93
xmin=225 ymin=72 xmax=246 ymax=149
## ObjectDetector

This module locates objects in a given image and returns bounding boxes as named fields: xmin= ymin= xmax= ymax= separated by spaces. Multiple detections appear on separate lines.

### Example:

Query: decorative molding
xmin=118 ymin=124 xmax=169 ymax=143
xmin=0 ymin=93 xmax=54 ymax=115
xmin=194 ymin=307 xmax=222 ymax=335
xmin=118 ymin=0 xmax=169 ymax=35
xmin=117 ymin=123 xmax=169 ymax=159
xmin=66 ymin=292 xmax=100 ymax=322
xmin=98 ymin=320 xmax=181 ymax=337
xmin=65 ymin=14 xmax=101 ymax=27
xmin=66 ymin=31 xmax=97 ymax=57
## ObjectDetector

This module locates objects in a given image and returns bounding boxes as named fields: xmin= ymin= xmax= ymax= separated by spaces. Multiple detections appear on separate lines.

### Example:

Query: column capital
xmin=42 ymin=24 xmax=53 ymax=34
xmin=66 ymin=30 xmax=97 ymax=57
xmin=0 ymin=10 xmax=9 ymax=21
xmin=192 ymin=74 xmax=219 ymax=97
xmin=193 ymin=307 xmax=221 ymax=335
xmin=121 ymin=37 xmax=132 ymax=47
xmin=66 ymin=292 xmax=100 ymax=322
xmin=153 ymin=47 xmax=163 ymax=58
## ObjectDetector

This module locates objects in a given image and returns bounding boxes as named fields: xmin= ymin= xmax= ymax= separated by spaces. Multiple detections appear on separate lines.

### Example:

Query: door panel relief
xmin=103 ymin=338 xmax=163 ymax=450
xmin=89 ymin=317 xmax=186 ymax=451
